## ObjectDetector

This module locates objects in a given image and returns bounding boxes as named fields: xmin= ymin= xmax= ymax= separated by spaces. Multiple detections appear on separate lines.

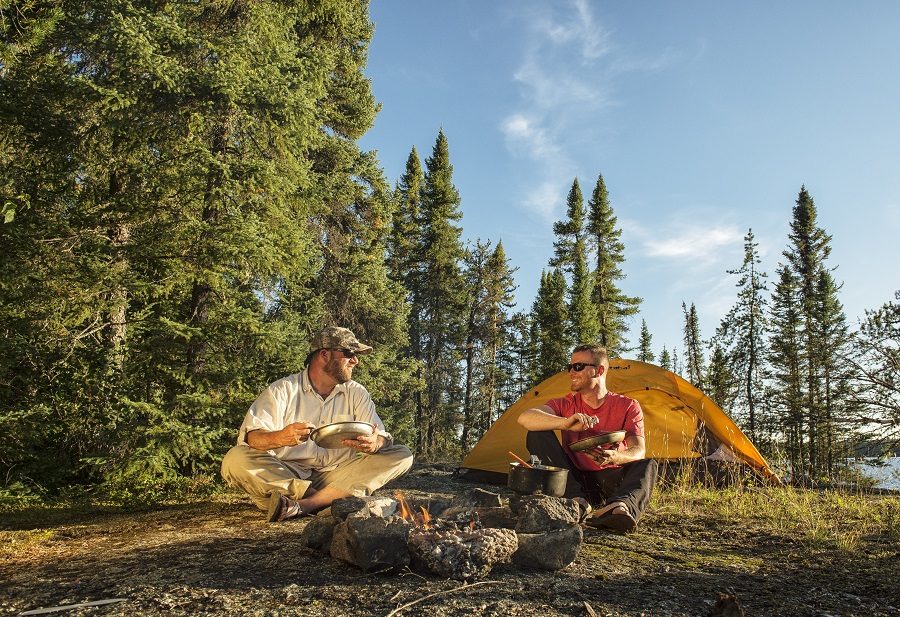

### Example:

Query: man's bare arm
xmin=518 ymin=406 xmax=599 ymax=432
xmin=246 ymin=422 xmax=316 ymax=450
xmin=588 ymin=434 xmax=646 ymax=466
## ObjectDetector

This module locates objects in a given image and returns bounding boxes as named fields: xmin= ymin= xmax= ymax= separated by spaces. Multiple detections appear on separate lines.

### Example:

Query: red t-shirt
xmin=546 ymin=391 xmax=644 ymax=471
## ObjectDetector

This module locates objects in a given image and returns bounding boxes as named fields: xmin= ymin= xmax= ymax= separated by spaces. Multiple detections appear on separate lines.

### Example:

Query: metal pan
xmin=569 ymin=430 xmax=627 ymax=453
xmin=310 ymin=421 xmax=375 ymax=449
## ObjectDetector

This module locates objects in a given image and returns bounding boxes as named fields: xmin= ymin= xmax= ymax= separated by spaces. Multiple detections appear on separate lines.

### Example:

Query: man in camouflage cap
xmin=221 ymin=326 xmax=413 ymax=521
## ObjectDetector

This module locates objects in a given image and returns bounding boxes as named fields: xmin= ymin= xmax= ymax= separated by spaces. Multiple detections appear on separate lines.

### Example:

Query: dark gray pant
xmin=526 ymin=430 xmax=658 ymax=521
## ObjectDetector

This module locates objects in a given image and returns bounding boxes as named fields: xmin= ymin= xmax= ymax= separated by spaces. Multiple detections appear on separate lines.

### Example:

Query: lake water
xmin=851 ymin=457 xmax=900 ymax=490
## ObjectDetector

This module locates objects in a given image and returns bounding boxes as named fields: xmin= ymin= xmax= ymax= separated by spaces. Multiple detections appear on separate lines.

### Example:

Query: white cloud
xmin=644 ymin=226 xmax=742 ymax=261
xmin=528 ymin=0 xmax=611 ymax=61
xmin=503 ymin=1 xmax=682 ymax=224
xmin=501 ymin=113 xmax=560 ymax=160
xmin=523 ymin=180 xmax=564 ymax=221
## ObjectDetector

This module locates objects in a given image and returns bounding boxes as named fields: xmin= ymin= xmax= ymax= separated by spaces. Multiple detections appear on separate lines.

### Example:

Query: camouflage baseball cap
xmin=310 ymin=326 xmax=373 ymax=355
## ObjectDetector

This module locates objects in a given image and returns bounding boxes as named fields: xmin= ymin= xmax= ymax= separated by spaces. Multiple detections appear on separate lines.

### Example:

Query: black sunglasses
xmin=566 ymin=362 xmax=598 ymax=372
xmin=330 ymin=347 xmax=357 ymax=359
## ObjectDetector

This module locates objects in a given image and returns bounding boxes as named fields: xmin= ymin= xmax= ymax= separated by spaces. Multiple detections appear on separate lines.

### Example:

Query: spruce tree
xmin=460 ymin=240 xmax=517 ymax=449
xmin=637 ymin=319 xmax=655 ymax=363
xmin=0 ymin=1 xmax=399 ymax=494
xmin=587 ymin=173 xmax=641 ymax=354
xmin=659 ymin=346 xmax=673 ymax=371
xmin=552 ymin=179 xmax=599 ymax=345
xmin=717 ymin=229 xmax=769 ymax=441
xmin=682 ymin=302 xmax=705 ymax=389
xmin=417 ymin=129 xmax=466 ymax=458
xmin=706 ymin=341 xmax=737 ymax=410
xmin=384 ymin=148 xmax=426 ymax=444
xmin=479 ymin=241 xmax=518 ymax=435
xmin=768 ymin=265 xmax=806 ymax=475
xmin=530 ymin=269 xmax=570 ymax=383
xmin=774 ymin=186 xmax=848 ymax=476
xmin=848 ymin=291 xmax=900 ymax=448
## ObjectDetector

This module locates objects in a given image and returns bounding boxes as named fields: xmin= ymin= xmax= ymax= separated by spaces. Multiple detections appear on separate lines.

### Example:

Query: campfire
xmin=297 ymin=488 xmax=587 ymax=580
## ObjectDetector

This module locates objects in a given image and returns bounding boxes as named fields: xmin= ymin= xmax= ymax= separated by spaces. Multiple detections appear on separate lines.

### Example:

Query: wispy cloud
xmin=624 ymin=217 xmax=743 ymax=265
xmin=501 ymin=0 xmax=678 ymax=222
xmin=643 ymin=226 xmax=743 ymax=261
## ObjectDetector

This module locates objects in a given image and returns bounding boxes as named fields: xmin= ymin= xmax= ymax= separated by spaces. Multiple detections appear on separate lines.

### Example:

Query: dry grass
xmin=653 ymin=476 xmax=900 ymax=552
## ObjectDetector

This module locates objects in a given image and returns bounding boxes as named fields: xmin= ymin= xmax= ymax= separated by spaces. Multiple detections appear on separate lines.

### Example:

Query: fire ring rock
xmin=513 ymin=525 xmax=583 ymax=570
xmin=329 ymin=516 xmax=411 ymax=571
xmin=515 ymin=495 xmax=582 ymax=533
xmin=408 ymin=527 xmax=518 ymax=581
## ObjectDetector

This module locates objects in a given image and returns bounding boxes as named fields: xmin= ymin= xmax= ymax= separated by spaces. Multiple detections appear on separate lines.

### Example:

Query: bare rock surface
xmin=514 ymin=524 xmax=583 ymax=570
xmin=2 ymin=462 xmax=899 ymax=616
xmin=515 ymin=494 xmax=582 ymax=532
xmin=408 ymin=527 xmax=518 ymax=580
xmin=330 ymin=516 xmax=411 ymax=571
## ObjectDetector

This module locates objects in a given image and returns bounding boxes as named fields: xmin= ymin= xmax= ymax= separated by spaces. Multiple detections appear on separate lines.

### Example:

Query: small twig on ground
xmin=385 ymin=580 xmax=504 ymax=617
xmin=397 ymin=566 xmax=428 ymax=583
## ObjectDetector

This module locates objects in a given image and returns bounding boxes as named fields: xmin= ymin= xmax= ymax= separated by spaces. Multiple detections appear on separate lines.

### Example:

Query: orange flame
xmin=395 ymin=491 xmax=414 ymax=521
xmin=393 ymin=491 xmax=433 ymax=529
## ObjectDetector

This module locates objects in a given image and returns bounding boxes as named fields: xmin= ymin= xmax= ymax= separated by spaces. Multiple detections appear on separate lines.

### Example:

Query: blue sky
xmin=359 ymin=1 xmax=900 ymax=356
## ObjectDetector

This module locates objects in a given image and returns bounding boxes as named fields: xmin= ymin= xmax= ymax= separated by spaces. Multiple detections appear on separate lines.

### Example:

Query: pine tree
xmin=417 ymin=129 xmax=466 ymax=458
xmin=811 ymin=267 xmax=851 ymax=474
xmin=706 ymin=341 xmax=737 ymax=411
xmin=385 ymin=148 xmax=426 ymax=445
xmin=460 ymin=240 xmax=517 ymax=449
xmin=0 ymin=1 xmax=399 ymax=494
xmin=500 ymin=312 xmax=537 ymax=403
xmin=659 ymin=347 xmax=673 ymax=371
xmin=774 ymin=186 xmax=848 ymax=476
xmin=587 ymin=173 xmax=641 ymax=354
xmin=848 ymin=291 xmax=900 ymax=448
xmin=531 ymin=269 xmax=570 ymax=383
xmin=682 ymin=302 xmax=705 ymax=389
xmin=552 ymin=179 xmax=598 ymax=345
xmin=716 ymin=229 xmax=769 ymax=441
xmin=768 ymin=265 xmax=806 ymax=476
xmin=637 ymin=319 xmax=655 ymax=363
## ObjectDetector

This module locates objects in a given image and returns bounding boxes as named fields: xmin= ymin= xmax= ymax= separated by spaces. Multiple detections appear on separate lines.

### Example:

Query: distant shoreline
xmin=852 ymin=456 xmax=900 ymax=490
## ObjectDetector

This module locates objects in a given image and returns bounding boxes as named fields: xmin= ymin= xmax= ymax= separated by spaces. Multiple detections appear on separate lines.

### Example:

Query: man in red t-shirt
xmin=517 ymin=344 xmax=658 ymax=532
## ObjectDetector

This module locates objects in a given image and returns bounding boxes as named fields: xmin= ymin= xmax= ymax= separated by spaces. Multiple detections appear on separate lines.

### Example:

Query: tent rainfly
xmin=459 ymin=359 xmax=776 ymax=482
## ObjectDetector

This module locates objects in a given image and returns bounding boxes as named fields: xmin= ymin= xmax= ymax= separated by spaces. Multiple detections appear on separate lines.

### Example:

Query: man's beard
xmin=570 ymin=374 xmax=589 ymax=392
xmin=325 ymin=357 xmax=352 ymax=384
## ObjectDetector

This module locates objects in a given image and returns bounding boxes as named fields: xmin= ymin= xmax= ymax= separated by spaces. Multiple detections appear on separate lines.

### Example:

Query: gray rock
xmin=408 ymin=527 xmax=518 ymax=581
xmin=448 ymin=487 xmax=503 ymax=509
xmin=474 ymin=506 xmax=518 ymax=530
xmin=513 ymin=525 xmax=583 ymax=570
xmin=330 ymin=496 xmax=368 ymax=521
xmin=329 ymin=516 xmax=411 ymax=571
xmin=298 ymin=516 xmax=338 ymax=552
xmin=515 ymin=495 xmax=581 ymax=533
xmin=332 ymin=496 xmax=398 ymax=521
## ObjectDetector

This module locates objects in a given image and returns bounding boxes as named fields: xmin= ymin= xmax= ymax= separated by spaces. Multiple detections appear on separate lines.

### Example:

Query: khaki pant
xmin=220 ymin=444 xmax=414 ymax=511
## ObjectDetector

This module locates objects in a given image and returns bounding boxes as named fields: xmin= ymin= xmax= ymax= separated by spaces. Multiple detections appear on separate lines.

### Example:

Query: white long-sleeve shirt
xmin=237 ymin=368 xmax=392 ymax=478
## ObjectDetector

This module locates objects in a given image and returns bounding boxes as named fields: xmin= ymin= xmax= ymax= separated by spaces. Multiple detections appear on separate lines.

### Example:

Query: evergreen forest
xmin=2 ymin=1 xmax=898 ymax=504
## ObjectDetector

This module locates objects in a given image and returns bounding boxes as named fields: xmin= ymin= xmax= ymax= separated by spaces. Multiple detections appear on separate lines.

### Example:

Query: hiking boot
xmin=267 ymin=491 xmax=308 ymax=523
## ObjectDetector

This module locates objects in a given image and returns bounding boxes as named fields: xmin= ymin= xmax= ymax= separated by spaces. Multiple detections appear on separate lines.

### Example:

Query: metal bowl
xmin=310 ymin=421 xmax=375 ymax=449
xmin=569 ymin=430 xmax=627 ymax=453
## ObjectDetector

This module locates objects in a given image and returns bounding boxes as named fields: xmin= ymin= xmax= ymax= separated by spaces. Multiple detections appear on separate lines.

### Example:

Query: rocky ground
xmin=2 ymin=464 xmax=898 ymax=617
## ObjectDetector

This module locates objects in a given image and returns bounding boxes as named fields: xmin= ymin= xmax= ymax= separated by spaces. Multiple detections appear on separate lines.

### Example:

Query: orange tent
xmin=459 ymin=359 xmax=776 ymax=481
